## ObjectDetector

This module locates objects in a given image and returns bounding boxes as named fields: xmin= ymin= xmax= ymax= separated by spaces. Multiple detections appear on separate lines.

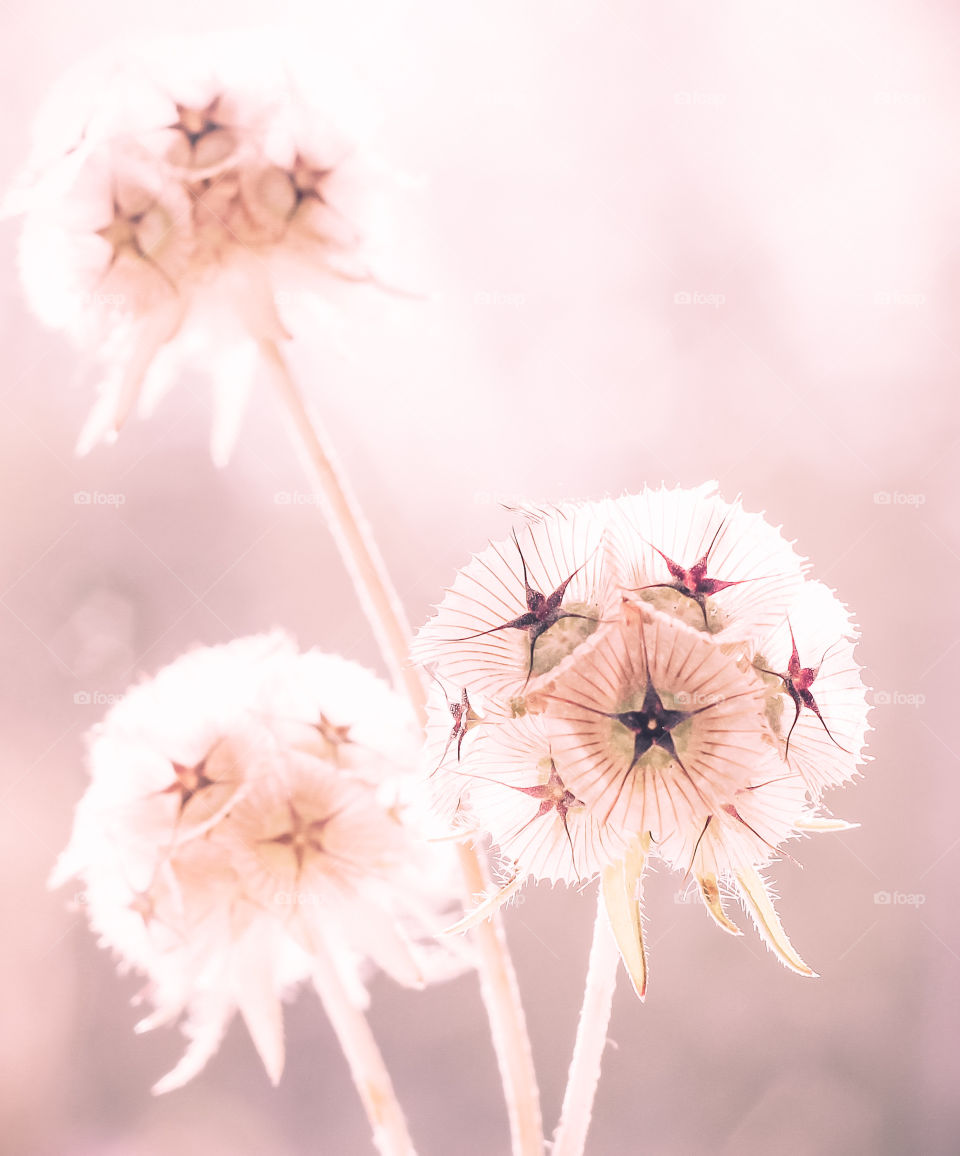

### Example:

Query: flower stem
xmin=262 ymin=338 xmax=543 ymax=1156
xmin=551 ymin=894 xmax=620 ymax=1156
xmin=455 ymin=843 xmax=543 ymax=1156
xmin=312 ymin=935 xmax=417 ymax=1156
xmin=259 ymin=338 xmax=422 ymax=709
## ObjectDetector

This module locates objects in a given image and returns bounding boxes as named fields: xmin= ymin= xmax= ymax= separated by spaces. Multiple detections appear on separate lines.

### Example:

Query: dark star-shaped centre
xmin=613 ymin=677 xmax=694 ymax=773
xmin=459 ymin=531 xmax=595 ymax=686
xmin=261 ymin=801 xmax=342 ymax=876
xmin=163 ymin=752 xmax=216 ymax=815
xmin=170 ymin=97 xmax=224 ymax=149
xmin=756 ymin=624 xmax=847 ymax=758
xmin=636 ymin=512 xmax=758 ymax=629
xmin=287 ymin=152 xmax=334 ymax=214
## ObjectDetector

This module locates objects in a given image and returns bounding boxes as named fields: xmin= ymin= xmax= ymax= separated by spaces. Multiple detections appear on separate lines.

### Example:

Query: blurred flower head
xmin=12 ymin=35 xmax=388 ymax=464
xmin=416 ymin=484 xmax=870 ymax=994
xmin=53 ymin=632 xmax=464 ymax=1092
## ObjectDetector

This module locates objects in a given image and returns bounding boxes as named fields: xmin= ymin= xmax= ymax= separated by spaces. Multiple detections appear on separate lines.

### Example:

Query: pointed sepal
xmin=795 ymin=814 xmax=859 ymax=832
xmin=696 ymin=872 xmax=742 ymax=936
xmin=601 ymin=834 xmax=650 ymax=1000
xmin=735 ymin=864 xmax=817 ymax=977
xmin=441 ymin=871 xmax=524 ymax=936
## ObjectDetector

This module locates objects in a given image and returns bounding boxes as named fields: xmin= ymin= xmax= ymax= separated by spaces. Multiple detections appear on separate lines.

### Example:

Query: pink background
xmin=1 ymin=2 xmax=957 ymax=1153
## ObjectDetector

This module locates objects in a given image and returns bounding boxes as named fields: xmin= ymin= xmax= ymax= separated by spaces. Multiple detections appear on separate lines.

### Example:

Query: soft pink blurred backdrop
xmin=1 ymin=2 xmax=957 ymax=1154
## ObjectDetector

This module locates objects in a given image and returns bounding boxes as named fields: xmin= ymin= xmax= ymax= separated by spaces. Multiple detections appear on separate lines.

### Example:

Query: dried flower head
xmin=417 ymin=484 xmax=870 ymax=994
xmin=53 ymin=633 xmax=464 ymax=1091
xmin=13 ymin=36 xmax=384 ymax=464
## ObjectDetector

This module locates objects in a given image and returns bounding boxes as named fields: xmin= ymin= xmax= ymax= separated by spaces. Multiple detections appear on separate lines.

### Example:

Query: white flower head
xmin=13 ymin=35 xmax=386 ymax=464
xmin=54 ymin=633 xmax=464 ymax=1092
xmin=419 ymin=486 xmax=870 ymax=994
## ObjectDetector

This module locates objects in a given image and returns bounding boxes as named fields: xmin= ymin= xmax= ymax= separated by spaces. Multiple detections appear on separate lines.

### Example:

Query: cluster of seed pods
xmin=15 ymin=43 xmax=369 ymax=460
xmin=414 ymin=483 xmax=870 ymax=993
xmin=53 ymin=634 xmax=463 ymax=1092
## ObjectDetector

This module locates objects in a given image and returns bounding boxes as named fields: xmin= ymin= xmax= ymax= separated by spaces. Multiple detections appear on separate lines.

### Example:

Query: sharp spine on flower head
xmin=756 ymin=621 xmax=851 ymax=760
xmin=455 ymin=530 xmax=598 ymax=689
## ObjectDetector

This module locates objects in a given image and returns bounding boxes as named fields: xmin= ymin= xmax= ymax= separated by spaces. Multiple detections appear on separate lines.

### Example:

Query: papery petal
xmin=413 ymin=500 xmax=617 ymax=703
xmin=543 ymin=599 xmax=773 ymax=833
xmin=656 ymin=770 xmax=808 ymax=880
xmin=606 ymin=483 xmax=807 ymax=643
xmin=457 ymin=713 xmax=627 ymax=884
xmin=754 ymin=580 xmax=870 ymax=795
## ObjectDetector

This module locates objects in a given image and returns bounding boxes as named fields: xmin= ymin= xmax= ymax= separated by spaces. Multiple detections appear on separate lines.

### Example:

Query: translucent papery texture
xmin=128 ymin=840 xmax=312 ymax=1094
xmin=753 ymin=579 xmax=870 ymax=796
xmin=52 ymin=633 xmax=294 ymax=888
xmin=417 ymin=487 xmax=871 ymax=985
xmin=17 ymin=151 xmax=193 ymax=340
xmin=655 ymin=770 xmax=808 ymax=882
xmin=413 ymin=500 xmax=619 ymax=704
xmin=13 ymin=35 xmax=377 ymax=463
xmin=541 ymin=598 xmax=778 ymax=836
xmin=459 ymin=713 xmax=628 ymax=885
xmin=419 ymin=678 xmax=492 ymax=833
xmin=605 ymin=482 xmax=808 ymax=644
xmin=53 ymin=634 xmax=465 ymax=1091
xmin=256 ymin=647 xmax=421 ymax=783
xmin=217 ymin=752 xmax=458 ymax=990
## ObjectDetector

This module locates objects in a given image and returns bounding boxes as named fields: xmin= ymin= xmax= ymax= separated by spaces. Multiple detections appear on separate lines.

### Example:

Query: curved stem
xmin=263 ymin=339 xmax=543 ymax=1156
xmin=259 ymin=338 xmax=422 ymax=709
xmin=552 ymin=893 xmax=620 ymax=1156
xmin=456 ymin=844 xmax=543 ymax=1156
xmin=312 ymin=935 xmax=417 ymax=1156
